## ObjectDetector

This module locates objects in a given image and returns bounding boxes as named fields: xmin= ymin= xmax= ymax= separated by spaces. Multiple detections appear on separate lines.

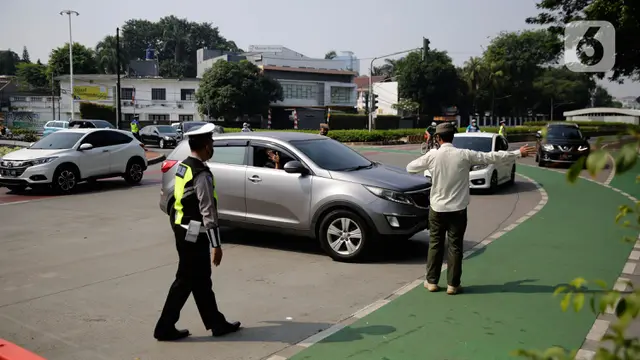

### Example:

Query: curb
xmin=147 ymin=154 xmax=166 ymax=166
xmin=264 ymin=174 xmax=549 ymax=360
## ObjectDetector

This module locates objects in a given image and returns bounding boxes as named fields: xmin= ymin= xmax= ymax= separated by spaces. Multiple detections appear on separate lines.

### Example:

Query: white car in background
xmin=0 ymin=128 xmax=147 ymax=193
xmin=424 ymin=132 xmax=516 ymax=192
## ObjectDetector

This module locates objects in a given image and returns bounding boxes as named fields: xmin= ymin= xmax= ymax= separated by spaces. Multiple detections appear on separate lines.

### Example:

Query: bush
xmin=10 ymin=128 xmax=38 ymax=142
xmin=79 ymin=102 xmax=116 ymax=121
xmin=0 ymin=146 xmax=19 ymax=157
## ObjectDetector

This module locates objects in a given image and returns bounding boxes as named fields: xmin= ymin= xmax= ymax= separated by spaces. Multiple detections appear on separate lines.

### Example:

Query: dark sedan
xmin=535 ymin=123 xmax=590 ymax=167
xmin=140 ymin=125 xmax=180 ymax=149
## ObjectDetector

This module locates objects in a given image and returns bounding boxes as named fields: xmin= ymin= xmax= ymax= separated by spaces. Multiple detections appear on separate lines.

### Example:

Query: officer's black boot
xmin=211 ymin=321 xmax=241 ymax=337
xmin=154 ymin=328 xmax=191 ymax=341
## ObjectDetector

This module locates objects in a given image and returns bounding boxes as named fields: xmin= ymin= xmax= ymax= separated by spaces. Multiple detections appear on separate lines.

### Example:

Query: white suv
xmin=0 ymin=128 xmax=148 ymax=193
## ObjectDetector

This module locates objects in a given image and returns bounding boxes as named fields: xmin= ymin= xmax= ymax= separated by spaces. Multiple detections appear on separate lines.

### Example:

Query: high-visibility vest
xmin=499 ymin=125 xmax=506 ymax=136
xmin=130 ymin=121 xmax=139 ymax=133
xmin=173 ymin=156 xmax=218 ymax=226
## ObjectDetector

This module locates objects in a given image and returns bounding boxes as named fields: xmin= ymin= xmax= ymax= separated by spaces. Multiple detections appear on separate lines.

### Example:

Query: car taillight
xmin=139 ymin=142 xmax=146 ymax=150
xmin=161 ymin=160 xmax=178 ymax=173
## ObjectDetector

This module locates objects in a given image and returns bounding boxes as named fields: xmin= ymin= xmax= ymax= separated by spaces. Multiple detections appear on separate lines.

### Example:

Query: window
xmin=80 ymin=131 xmax=110 ymax=148
xmin=149 ymin=114 xmax=169 ymax=121
xmin=104 ymin=130 xmax=133 ymax=145
xmin=31 ymin=132 xmax=84 ymax=149
xmin=547 ymin=126 xmax=583 ymax=140
xmin=494 ymin=136 xmax=508 ymax=151
xmin=121 ymin=88 xmax=134 ymax=100
xmin=179 ymin=115 xmax=194 ymax=121
xmin=156 ymin=125 xmax=175 ymax=133
xmin=212 ymin=146 xmax=247 ymax=166
xmin=452 ymin=136 xmax=493 ymax=152
xmin=330 ymin=87 xmax=352 ymax=104
xmin=124 ymin=113 xmax=136 ymax=121
xmin=282 ymin=84 xmax=316 ymax=100
xmin=92 ymin=120 xmax=115 ymax=128
xmin=251 ymin=144 xmax=295 ymax=169
xmin=181 ymin=89 xmax=195 ymax=101
xmin=151 ymin=88 xmax=166 ymax=101
xmin=291 ymin=139 xmax=374 ymax=171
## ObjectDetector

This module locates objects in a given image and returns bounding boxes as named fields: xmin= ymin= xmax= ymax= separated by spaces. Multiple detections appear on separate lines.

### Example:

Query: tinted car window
xmin=31 ymin=132 xmax=84 ymax=149
xmin=92 ymin=120 xmax=115 ymax=128
xmin=291 ymin=138 xmax=372 ymax=171
xmin=157 ymin=125 xmax=175 ymax=133
xmin=183 ymin=122 xmax=208 ymax=133
xmin=453 ymin=136 xmax=492 ymax=152
xmin=104 ymin=131 xmax=133 ymax=145
xmin=81 ymin=131 xmax=110 ymax=148
xmin=547 ymin=126 xmax=582 ymax=140
xmin=212 ymin=146 xmax=247 ymax=165
xmin=69 ymin=121 xmax=94 ymax=128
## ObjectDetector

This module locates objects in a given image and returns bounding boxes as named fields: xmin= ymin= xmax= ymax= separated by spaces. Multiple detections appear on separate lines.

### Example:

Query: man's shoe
xmin=424 ymin=281 xmax=439 ymax=292
xmin=211 ymin=321 xmax=241 ymax=337
xmin=154 ymin=328 xmax=190 ymax=341
xmin=447 ymin=285 xmax=461 ymax=295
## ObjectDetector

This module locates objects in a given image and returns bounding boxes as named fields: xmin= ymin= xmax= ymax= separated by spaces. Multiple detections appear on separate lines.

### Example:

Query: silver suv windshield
xmin=290 ymin=138 xmax=373 ymax=171
xmin=30 ymin=132 xmax=84 ymax=149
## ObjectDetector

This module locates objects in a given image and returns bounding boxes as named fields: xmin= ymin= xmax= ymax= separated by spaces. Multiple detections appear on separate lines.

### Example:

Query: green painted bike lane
xmin=289 ymin=166 xmax=636 ymax=360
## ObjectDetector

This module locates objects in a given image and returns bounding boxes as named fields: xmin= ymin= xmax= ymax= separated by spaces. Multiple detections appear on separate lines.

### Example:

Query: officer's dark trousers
xmin=154 ymin=225 xmax=227 ymax=334
xmin=426 ymin=208 xmax=468 ymax=287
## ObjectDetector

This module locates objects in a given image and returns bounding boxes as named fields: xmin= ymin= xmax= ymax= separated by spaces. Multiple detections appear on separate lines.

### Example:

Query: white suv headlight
xmin=542 ymin=144 xmax=554 ymax=151
xmin=31 ymin=157 xmax=58 ymax=165
xmin=471 ymin=164 xmax=488 ymax=171
xmin=364 ymin=185 xmax=413 ymax=205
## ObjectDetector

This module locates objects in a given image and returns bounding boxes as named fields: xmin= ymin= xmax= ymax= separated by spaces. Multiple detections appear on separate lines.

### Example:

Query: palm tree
xmin=462 ymin=57 xmax=485 ymax=112
xmin=95 ymin=35 xmax=127 ymax=74
xmin=324 ymin=50 xmax=337 ymax=59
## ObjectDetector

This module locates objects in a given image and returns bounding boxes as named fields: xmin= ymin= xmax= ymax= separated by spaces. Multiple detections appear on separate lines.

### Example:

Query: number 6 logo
xmin=564 ymin=21 xmax=616 ymax=73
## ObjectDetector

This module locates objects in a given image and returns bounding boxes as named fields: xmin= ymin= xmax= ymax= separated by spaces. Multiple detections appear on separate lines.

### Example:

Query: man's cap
xmin=435 ymin=122 xmax=457 ymax=135
xmin=471 ymin=119 xmax=477 ymax=123
xmin=500 ymin=119 xmax=505 ymax=123
xmin=184 ymin=123 xmax=216 ymax=137
xmin=431 ymin=122 xmax=436 ymax=126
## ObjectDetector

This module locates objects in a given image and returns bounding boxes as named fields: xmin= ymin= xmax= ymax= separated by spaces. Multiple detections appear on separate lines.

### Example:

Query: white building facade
xmin=356 ymin=81 xmax=399 ymax=115
xmin=34 ymin=74 xmax=204 ymax=124
xmin=563 ymin=107 xmax=640 ymax=125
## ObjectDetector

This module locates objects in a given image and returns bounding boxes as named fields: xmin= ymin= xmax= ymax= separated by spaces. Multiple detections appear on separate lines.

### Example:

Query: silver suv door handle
xmin=102 ymin=149 xmax=109 ymax=152
xmin=248 ymin=175 xmax=261 ymax=183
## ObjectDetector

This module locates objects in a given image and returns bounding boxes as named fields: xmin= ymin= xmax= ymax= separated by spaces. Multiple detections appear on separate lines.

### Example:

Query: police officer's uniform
xmin=130 ymin=118 xmax=140 ymax=141
xmin=154 ymin=123 xmax=240 ymax=341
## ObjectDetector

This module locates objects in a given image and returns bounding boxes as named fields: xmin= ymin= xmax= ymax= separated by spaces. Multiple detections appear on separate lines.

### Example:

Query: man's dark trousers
xmin=426 ymin=208 xmax=468 ymax=287
xmin=154 ymin=225 xmax=227 ymax=336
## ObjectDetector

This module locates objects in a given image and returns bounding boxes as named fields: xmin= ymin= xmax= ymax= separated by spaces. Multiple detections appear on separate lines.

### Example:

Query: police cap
xmin=184 ymin=123 xmax=216 ymax=137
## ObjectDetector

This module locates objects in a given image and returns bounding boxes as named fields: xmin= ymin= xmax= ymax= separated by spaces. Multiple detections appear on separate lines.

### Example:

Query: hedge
xmin=222 ymin=122 xmax=637 ymax=143
xmin=79 ymin=102 xmax=116 ymax=121
xmin=0 ymin=146 xmax=19 ymax=157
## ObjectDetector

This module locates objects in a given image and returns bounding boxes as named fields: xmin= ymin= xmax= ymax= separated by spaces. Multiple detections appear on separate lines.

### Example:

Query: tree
xmin=48 ymin=42 xmax=98 ymax=76
xmin=396 ymin=50 xmax=460 ymax=116
xmin=533 ymin=67 xmax=594 ymax=117
xmin=591 ymin=85 xmax=617 ymax=107
xmin=196 ymin=60 xmax=283 ymax=119
xmin=0 ymin=50 xmax=20 ymax=75
xmin=16 ymin=62 xmax=48 ymax=90
xmin=95 ymin=35 xmax=128 ymax=74
xmin=372 ymin=59 xmax=398 ymax=78
xmin=324 ymin=50 xmax=337 ymax=59
xmin=514 ymin=137 xmax=640 ymax=359
xmin=120 ymin=17 xmax=239 ymax=78
xmin=527 ymin=0 xmax=640 ymax=81
xmin=21 ymin=46 xmax=30 ymax=63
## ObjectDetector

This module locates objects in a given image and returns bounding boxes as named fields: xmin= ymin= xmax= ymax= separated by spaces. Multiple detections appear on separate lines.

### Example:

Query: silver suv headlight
xmin=364 ymin=185 xmax=413 ymax=205
xmin=31 ymin=157 xmax=58 ymax=165
xmin=471 ymin=164 xmax=488 ymax=171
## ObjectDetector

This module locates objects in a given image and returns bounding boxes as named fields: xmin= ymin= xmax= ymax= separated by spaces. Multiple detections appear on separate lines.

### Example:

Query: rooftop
xmin=53 ymin=74 xmax=200 ymax=82
xmin=261 ymin=65 xmax=358 ymax=76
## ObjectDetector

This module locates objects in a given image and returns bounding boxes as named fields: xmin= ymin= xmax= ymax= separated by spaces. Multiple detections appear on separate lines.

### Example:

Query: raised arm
xmin=464 ymin=144 xmax=536 ymax=166
xmin=406 ymin=151 xmax=434 ymax=174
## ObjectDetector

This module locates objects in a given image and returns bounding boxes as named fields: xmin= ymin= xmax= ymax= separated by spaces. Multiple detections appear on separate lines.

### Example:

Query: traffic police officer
xmin=154 ymin=123 xmax=241 ymax=341
xmin=130 ymin=116 xmax=141 ymax=141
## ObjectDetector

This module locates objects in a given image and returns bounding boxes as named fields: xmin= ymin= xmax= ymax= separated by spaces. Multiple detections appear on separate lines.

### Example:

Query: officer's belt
xmin=179 ymin=224 xmax=208 ymax=233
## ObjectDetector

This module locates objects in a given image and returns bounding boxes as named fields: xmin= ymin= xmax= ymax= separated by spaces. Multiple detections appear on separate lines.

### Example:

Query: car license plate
xmin=1 ymin=170 xmax=17 ymax=177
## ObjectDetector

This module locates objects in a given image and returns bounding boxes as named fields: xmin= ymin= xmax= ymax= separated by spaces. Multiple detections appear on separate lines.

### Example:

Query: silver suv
xmin=159 ymin=132 xmax=431 ymax=262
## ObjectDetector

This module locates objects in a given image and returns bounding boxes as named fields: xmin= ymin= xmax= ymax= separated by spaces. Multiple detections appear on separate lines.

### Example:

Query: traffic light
xmin=422 ymin=37 xmax=430 ymax=61
xmin=363 ymin=91 xmax=370 ymax=115
xmin=371 ymin=93 xmax=379 ymax=113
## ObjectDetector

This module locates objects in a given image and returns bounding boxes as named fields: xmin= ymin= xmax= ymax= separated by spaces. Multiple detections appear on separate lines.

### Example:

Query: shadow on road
xmin=470 ymin=179 xmax=539 ymax=196
xmin=181 ymin=320 xmax=335 ymax=343
xmin=2 ymin=177 xmax=161 ymax=197
xmin=463 ymin=279 xmax=605 ymax=295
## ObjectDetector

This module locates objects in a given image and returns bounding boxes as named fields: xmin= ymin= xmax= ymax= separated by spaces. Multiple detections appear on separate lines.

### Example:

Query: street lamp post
xmin=60 ymin=10 xmax=79 ymax=120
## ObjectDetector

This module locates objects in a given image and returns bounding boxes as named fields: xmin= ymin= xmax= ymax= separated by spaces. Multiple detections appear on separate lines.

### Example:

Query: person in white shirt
xmin=406 ymin=122 xmax=535 ymax=295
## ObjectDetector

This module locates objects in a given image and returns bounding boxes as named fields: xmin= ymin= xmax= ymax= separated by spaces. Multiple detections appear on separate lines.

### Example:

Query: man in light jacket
xmin=406 ymin=122 xmax=535 ymax=295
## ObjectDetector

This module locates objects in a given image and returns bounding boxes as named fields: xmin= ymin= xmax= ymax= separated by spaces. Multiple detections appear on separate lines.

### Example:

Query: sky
xmin=2 ymin=0 xmax=638 ymax=98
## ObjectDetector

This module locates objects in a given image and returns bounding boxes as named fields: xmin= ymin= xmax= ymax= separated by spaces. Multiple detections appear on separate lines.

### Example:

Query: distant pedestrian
xmin=130 ymin=117 xmax=141 ymax=141
xmin=466 ymin=119 xmax=480 ymax=133
xmin=499 ymin=120 xmax=507 ymax=139
xmin=319 ymin=123 xmax=329 ymax=136
xmin=241 ymin=123 xmax=252 ymax=132
xmin=406 ymin=123 xmax=535 ymax=295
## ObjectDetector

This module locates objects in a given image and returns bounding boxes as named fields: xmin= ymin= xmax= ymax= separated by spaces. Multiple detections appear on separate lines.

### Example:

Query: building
xmin=617 ymin=96 xmax=640 ymax=109
xmin=563 ymin=107 xmax=640 ymax=125
xmin=197 ymin=45 xmax=359 ymax=129
xmin=1 ymin=75 xmax=62 ymax=129
xmin=48 ymin=74 xmax=203 ymax=125
xmin=354 ymin=76 xmax=399 ymax=115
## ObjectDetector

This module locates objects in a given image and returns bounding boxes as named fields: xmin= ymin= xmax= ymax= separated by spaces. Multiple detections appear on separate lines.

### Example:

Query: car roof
xmin=548 ymin=122 xmax=578 ymax=127
xmin=214 ymin=131 xmax=323 ymax=142
xmin=453 ymin=132 xmax=496 ymax=138
xmin=54 ymin=128 xmax=120 ymax=134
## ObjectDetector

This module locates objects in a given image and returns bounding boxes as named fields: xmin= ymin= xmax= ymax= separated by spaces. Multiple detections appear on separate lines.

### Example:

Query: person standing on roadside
xmin=499 ymin=120 xmax=507 ymax=139
xmin=466 ymin=119 xmax=480 ymax=133
xmin=406 ymin=123 xmax=535 ymax=295
xmin=154 ymin=123 xmax=241 ymax=341
xmin=130 ymin=116 xmax=141 ymax=141
xmin=319 ymin=123 xmax=330 ymax=136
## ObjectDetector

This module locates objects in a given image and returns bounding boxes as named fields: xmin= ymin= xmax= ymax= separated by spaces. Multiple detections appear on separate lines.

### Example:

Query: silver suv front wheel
xmin=319 ymin=209 xmax=372 ymax=262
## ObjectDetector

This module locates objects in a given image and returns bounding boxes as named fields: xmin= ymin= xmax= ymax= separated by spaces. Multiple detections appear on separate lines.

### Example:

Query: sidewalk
xmin=286 ymin=166 xmax=636 ymax=360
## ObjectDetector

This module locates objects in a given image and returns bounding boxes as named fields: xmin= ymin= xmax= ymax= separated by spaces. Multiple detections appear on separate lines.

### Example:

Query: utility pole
xmin=51 ymin=76 xmax=56 ymax=120
xmin=60 ymin=10 xmax=79 ymax=120
xmin=116 ymin=27 xmax=122 ymax=129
